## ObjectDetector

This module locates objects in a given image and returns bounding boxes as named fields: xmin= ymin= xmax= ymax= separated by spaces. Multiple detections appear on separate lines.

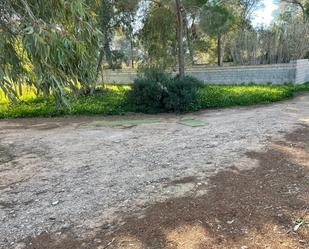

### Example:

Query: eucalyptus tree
xmin=0 ymin=0 xmax=101 ymax=103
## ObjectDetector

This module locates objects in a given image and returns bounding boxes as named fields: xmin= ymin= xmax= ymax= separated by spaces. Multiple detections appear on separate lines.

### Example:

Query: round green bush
xmin=128 ymin=69 xmax=204 ymax=113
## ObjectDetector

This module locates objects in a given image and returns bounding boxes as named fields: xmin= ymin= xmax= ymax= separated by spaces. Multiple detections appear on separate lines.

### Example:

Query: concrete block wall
xmin=101 ymin=60 xmax=309 ymax=85
xmin=187 ymin=64 xmax=296 ymax=85
xmin=102 ymin=70 xmax=137 ymax=85
xmin=294 ymin=59 xmax=309 ymax=84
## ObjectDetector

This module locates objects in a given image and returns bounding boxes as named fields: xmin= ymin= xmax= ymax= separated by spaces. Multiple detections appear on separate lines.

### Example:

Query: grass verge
xmin=0 ymin=83 xmax=308 ymax=119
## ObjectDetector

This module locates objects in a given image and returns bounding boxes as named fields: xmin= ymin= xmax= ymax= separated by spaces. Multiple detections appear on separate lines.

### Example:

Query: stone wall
xmin=101 ymin=60 xmax=309 ymax=85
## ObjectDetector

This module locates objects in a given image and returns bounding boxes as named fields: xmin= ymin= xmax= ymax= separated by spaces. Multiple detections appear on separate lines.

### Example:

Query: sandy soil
xmin=0 ymin=94 xmax=309 ymax=249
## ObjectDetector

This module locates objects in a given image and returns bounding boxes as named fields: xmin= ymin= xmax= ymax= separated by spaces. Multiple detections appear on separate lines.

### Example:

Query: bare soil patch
xmin=24 ymin=125 xmax=309 ymax=249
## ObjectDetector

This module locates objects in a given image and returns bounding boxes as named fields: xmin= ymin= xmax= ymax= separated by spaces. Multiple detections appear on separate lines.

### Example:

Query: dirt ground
xmin=0 ymin=95 xmax=309 ymax=249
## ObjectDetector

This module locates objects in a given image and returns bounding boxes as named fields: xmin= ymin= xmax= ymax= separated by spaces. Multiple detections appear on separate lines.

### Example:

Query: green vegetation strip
xmin=0 ymin=83 xmax=309 ymax=119
xmin=86 ymin=119 xmax=160 ymax=127
xmin=178 ymin=119 xmax=208 ymax=127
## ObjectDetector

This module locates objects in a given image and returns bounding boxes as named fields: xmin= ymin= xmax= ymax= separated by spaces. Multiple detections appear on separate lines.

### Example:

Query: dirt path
xmin=0 ymin=95 xmax=309 ymax=249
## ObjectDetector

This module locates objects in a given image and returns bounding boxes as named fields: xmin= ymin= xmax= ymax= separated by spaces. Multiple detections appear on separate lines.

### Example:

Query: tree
xmin=138 ymin=0 xmax=187 ymax=77
xmin=199 ymin=3 xmax=235 ymax=66
xmin=117 ymin=0 xmax=140 ymax=69
xmin=95 ymin=0 xmax=140 ymax=72
xmin=139 ymin=1 xmax=177 ymax=69
xmin=0 ymin=0 xmax=101 ymax=103
xmin=231 ymin=20 xmax=309 ymax=64
xmin=237 ymin=0 xmax=263 ymax=27
xmin=175 ymin=0 xmax=185 ymax=78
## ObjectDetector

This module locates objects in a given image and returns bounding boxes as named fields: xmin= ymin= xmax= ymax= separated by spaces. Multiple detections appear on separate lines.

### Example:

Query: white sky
xmin=252 ymin=0 xmax=278 ymax=27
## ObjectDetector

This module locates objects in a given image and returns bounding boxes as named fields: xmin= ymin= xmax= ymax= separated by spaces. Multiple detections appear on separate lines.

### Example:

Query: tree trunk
xmin=96 ymin=48 xmax=105 ymax=77
xmin=103 ymin=36 xmax=113 ymax=69
xmin=217 ymin=33 xmax=222 ymax=67
xmin=185 ymin=15 xmax=195 ymax=66
xmin=220 ymin=33 xmax=227 ymax=67
xmin=91 ymin=47 xmax=105 ymax=95
xmin=130 ymin=36 xmax=134 ymax=69
xmin=175 ymin=0 xmax=185 ymax=79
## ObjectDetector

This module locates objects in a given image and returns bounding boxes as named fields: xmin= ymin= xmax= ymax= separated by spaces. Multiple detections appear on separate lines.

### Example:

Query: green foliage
xmin=0 ymin=86 xmax=128 ymax=119
xmin=1 ymin=83 xmax=309 ymax=119
xmin=306 ymin=2 xmax=309 ymax=19
xmin=164 ymin=76 xmax=204 ymax=112
xmin=138 ymin=4 xmax=177 ymax=69
xmin=128 ymin=69 xmax=170 ymax=113
xmin=200 ymin=3 xmax=235 ymax=36
xmin=183 ymin=0 xmax=208 ymax=10
xmin=287 ymin=82 xmax=309 ymax=92
xmin=194 ymin=85 xmax=294 ymax=109
xmin=96 ymin=0 xmax=139 ymax=70
xmin=69 ymin=87 xmax=127 ymax=115
xmin=0 ymin=0 xmax=101 ymax=104
xmin=128 ymin=69 xmax=204 ymax=113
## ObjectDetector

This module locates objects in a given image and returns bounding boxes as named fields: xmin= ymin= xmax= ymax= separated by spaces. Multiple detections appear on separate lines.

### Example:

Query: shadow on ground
xmin=25 ymin=125 xmax=309 ymax=249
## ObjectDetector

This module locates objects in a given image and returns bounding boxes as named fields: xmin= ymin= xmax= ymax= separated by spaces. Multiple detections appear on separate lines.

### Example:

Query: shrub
xmin=128 ymin=69 xmax=204 ymax=113
xmin=165 ymin=76 xmax=204 ymax=112
xmin=128 ymin=69 xmax=170 ymax=113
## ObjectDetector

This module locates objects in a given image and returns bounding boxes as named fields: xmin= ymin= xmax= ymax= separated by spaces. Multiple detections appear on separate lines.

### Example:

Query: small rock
xmin=241 ymin=246 xmax=248 ymax=249
xmin=227 ymin=219 xmax=235 ymax=225
xmin=52 ymin=201 xmax=59 ymax=206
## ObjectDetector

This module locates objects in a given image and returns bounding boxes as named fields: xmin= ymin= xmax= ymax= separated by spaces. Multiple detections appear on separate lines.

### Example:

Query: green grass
xmin=0 ymin=83 xmax=309 ymax=119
